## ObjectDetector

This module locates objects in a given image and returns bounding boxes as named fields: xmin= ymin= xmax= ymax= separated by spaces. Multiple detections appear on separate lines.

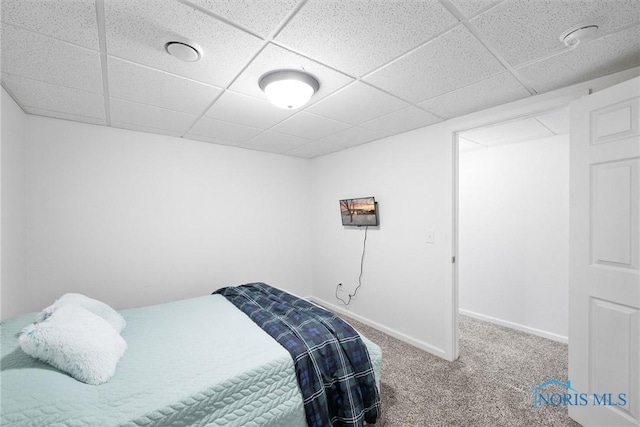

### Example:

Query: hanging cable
xmin=336 ymin=225 xmax=369 ymax=306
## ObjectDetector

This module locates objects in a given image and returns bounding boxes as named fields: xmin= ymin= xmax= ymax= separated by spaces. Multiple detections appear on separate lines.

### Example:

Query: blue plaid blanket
xmin=214 ymin=283 xmax=380 ymax=427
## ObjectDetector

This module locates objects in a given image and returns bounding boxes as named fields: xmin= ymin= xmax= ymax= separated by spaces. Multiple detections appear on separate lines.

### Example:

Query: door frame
xmin=444 ymin=89 xmax=590 ymax=361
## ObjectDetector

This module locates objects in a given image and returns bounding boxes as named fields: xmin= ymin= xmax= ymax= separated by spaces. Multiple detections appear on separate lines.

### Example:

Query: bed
xmin=1 ymin=286 xmax=382 ymax=426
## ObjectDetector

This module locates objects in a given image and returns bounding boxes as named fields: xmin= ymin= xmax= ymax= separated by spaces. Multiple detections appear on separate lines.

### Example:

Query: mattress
xmin=1 ymin=295 xmax=381 ymax=426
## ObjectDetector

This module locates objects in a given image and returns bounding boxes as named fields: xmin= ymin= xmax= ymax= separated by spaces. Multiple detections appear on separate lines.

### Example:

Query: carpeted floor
xmin=344 ymin=314 xmax=581 ymax=427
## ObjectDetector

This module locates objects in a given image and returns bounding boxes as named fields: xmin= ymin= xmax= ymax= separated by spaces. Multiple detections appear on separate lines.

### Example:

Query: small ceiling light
xmin=258 ymin=69 xmax=320 ymax=109
xmin=165 ymin=39 xmax=203 ymax=62
xmin=560 ymin=23 xmax=599 ymax=47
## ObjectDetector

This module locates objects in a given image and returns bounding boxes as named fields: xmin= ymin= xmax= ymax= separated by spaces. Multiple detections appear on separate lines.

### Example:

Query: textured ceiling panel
xmin=1 ymin=0 xmax=639 ymax=158
xmin=364 ymin=25 xmax=505 ymax=103
xmin=418 ymin=72 xmax=530 ymax=119
xmin=471 ymin=0 xmax=640 ymax=67
xmin=108 ymin=57 xmax=222 ymax=115
xmin=448 ymin=0 xmax=502 ymax=18
xmin=1 ymin=24 xmax=103 ymax=93
xmin=318 ymin=126 xmax=386 ymax=149
xmin=183 ymin=134 xmax=241 ymax=147
xmin=270 ymin=111 xmax=351 ymax=140
xmin=275 ymin=0 xmax=459 ymax=77
xmin=189 ymin=116 xmax=262 ymax=142
xmin=460 ymin=117 xmax=554 ymax=146
xmin=1 ymin=0 xmax=99 ymax=49
xmin=111 ymin=121 xmax=184 ymax=138
xmin=110 ymin=98 xmax=199 ymax=134
xmin=189 ymin=0 xmax=297 ymax=37
xmin=2 ymin=73 xmax=105 ymax=120
xmin=518 ymin=25 xmax=640 ymax=93
xmin=104 ymin=0 xmax=263 ymax=88
xmin=307 ymin=82 xmax=408 ymax=125
xmin=286 ymin=141 xmax=344 ymax=158
xmin=360 ymin=106 xmax=442 ymax=136
xmin=243 ymin=130 xmax=310 ymax=153
xmin=24 ymin=107 xmax=107 ymax=126
xmin=205 ymin=90 xmax=295 ymax=129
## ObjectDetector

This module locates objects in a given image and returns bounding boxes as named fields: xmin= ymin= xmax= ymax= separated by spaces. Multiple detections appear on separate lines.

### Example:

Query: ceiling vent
xmin=560 ymin=23 xmax=599 ymax=47
xmin=165 ymin=38 xmax=203 ymax=62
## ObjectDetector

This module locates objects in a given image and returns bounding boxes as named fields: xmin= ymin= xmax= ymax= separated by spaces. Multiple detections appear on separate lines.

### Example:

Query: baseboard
xmin=459 ymin=309 xmax=568 ymax=344
xmin=308 ymin=296 xmax=448 ymax=360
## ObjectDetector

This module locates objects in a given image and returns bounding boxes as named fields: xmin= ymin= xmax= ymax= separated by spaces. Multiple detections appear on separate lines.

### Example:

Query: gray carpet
xmin=343 ymin=314 xmax=581 ymax=427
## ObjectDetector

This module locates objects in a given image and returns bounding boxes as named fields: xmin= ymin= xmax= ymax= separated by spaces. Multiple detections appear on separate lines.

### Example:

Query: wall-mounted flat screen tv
xmin=340 ymin=197 xmax=378 ymax=226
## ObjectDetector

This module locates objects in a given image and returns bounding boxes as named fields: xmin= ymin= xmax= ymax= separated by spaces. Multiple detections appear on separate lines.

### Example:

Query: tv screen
xmin=340 ymin=197 xmax=378 ymax=226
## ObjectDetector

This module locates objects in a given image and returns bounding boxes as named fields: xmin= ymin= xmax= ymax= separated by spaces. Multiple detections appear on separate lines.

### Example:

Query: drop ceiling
xmin=1 ymin=0 xmax=639 ymax=158
xmin=459 ymin=108 xmax=569 ymax=152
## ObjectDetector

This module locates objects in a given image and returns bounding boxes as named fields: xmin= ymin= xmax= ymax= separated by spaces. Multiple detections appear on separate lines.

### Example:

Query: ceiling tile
xmin=189 ymin=116 xmax=262 ymax=142
xmin=1 ymin=24 xmax=103 ymax=93
xmin=459 ymin=137 xmax=486 ymax=152
xmin=448 ymin=0 xmax=501 ymax=18
xmin=285 ymin=141 xmax=345 ymax=159
xmin=1 ymin=0 xmax=99 ymax=49
xmin=111 ymin=122 xmax=184 ymax=138
xmin=2 ymin=73 xmax=105 ymax=120
xmin=460 ymin=117 xmax=554 ymax=147
xmin=307 ymin=82 xmax=408 ymax=125
xmin=320 ymin=126 xmax=385 ymax=148
xmin=205 ymin=90 xmax=295 ymax=128
xmin=360 ymin=106 xmax=442 ymax=136
xmin=470 ymin=0 xmax=640 ymax=67
xmin=518 ymin=25 xmax=640 ymax=93
xmin=243 ymin=130 xmax=310 ymax=153
xmin=188 ymin=0 xmax=297 ymax=37
xmin=536 ymin=108 xmax=570 ymax=135
xmin=418 ymin=72 xmax=531 ymax=119
xmin=104 ymin=0 xmax=263 ymax=87
xmin=184 ymin=134 xmax=243 ymax=147
xmin=270 ymin=112 xmax=350 ymax=140
xmin=275 ymin=0 xmax=458 ymax=77
xmin=364 ymin=25 xmax=505 ymax=103
xmin=108 ymin=57 xmax=222 ymax=115
xmin=110 ymin=98 xmax=198 ymax=134
xmin=228 ymin=43 xmax=353 ymax=104
xmin=24 ymin=107 xmax=107 ymax=126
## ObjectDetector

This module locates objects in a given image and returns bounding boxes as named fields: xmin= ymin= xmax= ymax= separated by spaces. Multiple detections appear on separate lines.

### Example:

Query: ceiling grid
xmin=1 ymin=0 xmax=638 ymax=158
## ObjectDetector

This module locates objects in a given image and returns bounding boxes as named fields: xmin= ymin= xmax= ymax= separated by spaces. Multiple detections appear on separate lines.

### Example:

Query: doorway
xmin=455 ymin=108 xmax=571 ymax=348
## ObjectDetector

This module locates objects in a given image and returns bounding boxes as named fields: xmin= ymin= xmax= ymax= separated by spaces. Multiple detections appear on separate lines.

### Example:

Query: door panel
xmin=591 ymin=160 xmax=637 ymax=268
xmin=569 ymin=76 xmax=640 ymax=427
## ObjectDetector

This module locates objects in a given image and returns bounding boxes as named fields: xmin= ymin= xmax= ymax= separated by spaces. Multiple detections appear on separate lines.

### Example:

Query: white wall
xmin=311 ymin=68 xmax=639 ymax=360
xmin=3 ymin=67 xmax=637 ymax=357
xmin=459 ymin=135 xmax=570 ymax=341
xmin=1 ymin=88 xmax=27 ymax=319
xmin=311 ymin=123 xmax=453 ymax=357
xmin=5 ymin=115 xmax=312 ymax=317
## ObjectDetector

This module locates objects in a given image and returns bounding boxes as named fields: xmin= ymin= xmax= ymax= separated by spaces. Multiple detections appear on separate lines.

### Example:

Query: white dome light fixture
xmin=165 ymin=39 xmax=203 ymax=62
xmin=259 ymin=70 xmax=320 ymax=109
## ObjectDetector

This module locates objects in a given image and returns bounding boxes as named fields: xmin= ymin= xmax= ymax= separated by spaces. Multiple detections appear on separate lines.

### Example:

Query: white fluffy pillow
xmin=20 ymin=305 xmax=127 ymax=385
xmin=36 ymin=293 xmax=126 ymax=333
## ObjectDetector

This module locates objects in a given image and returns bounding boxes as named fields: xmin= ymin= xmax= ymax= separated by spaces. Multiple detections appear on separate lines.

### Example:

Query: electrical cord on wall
xmin=336 ymin=225 xmax=369 ymax=306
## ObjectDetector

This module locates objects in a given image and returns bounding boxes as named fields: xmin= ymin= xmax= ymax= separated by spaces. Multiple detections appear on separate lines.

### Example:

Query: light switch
xmin=426 ymin=231 xmax=435 ymax=244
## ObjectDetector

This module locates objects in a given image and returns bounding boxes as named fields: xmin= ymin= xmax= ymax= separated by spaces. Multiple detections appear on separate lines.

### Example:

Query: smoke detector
xmin=560 ymin=23 xmax=599 ymax=47
xmin=164 ymin=38 xmax=203 ymax=62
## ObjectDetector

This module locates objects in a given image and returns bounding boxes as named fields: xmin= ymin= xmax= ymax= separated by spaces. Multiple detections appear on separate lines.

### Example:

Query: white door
xmin=569 ymin=76 xmax=640 ymax=426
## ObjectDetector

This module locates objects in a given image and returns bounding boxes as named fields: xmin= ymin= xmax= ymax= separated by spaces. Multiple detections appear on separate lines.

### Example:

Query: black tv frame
xmin=339 ymin=196 xmax=378 ymax=227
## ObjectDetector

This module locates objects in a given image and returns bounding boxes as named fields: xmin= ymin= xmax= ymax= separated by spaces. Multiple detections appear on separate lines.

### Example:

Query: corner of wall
xmin=1 ymin=87 xmax=28 ymax=320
